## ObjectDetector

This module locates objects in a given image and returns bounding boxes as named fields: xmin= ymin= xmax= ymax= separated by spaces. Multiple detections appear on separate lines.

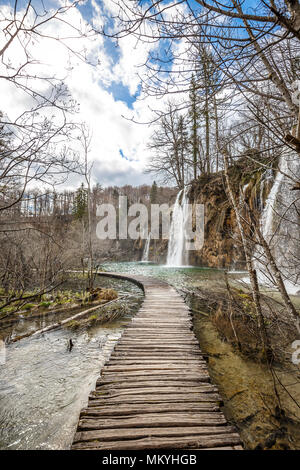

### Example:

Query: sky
xmin=0 ymin=0 xmax=180 ymax=190
xmin=0 ymin=0 xmax=264 ymax=190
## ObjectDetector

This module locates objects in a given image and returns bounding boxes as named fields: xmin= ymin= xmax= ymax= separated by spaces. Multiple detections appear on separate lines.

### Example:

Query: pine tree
xmin=189 ymin=75 xmax=200 ymax=180
xmin=150 ymin=181 xmax=158 ymax=204
xmin=73 ymin=183 xmax=88 ymax=221
xmin=177 ymin=115 xmax=189 ymax=187
xmin=191 ymin=43 xmax=222 ymax=174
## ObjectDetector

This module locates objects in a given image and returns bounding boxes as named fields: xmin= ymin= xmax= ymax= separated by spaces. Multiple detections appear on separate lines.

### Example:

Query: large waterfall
xmin=166 ymin=187 xmax=189 ymax=267
xmin=141 ymin=232 xmax=151 ymax=262
xmin=255 ymin=151 xmax=300 ymax=294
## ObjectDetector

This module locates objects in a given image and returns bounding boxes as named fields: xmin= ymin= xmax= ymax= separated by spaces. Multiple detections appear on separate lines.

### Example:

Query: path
xmin=71 ymin=273 xmax=242 ymax=450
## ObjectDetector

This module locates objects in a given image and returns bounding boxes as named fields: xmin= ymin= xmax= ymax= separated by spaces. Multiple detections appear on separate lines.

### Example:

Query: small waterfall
xmin=141 ymin=232 xmax=151 ymax=262
xmin=166 ymin=187 xmax=189 ymax=267
xmin=254 ymin=151 xmax=300 ymax=294
xmin=259 ymin=169 xmax=273 ymax=211
xmin=261 ymin=170 xmax=283 ymax=240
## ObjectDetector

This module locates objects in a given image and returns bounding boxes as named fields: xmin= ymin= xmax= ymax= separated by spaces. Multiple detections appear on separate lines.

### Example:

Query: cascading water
xmin=141 ymin=232 xmax=151 ymax=262
xmin=254 ymin=151 xmax=300 ymax=294
xmin=259 ymin=168 xmax=273 ymax=211
xmin=166 ymin=187 xmax=189 ymax=267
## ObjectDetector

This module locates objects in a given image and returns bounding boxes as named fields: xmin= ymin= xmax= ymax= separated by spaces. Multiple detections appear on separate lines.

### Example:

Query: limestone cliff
xmin=188 ymin=159 xmax=274 ymax=269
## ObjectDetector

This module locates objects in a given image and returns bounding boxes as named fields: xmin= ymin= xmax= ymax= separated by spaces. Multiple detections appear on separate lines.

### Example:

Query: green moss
xmin=39 ymin=301 xmax=52 ymax=309
xmin=23 ymin=303 xmax=36 ymax=311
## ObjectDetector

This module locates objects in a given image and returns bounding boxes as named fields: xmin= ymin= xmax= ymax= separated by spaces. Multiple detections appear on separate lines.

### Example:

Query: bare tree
xmin=0 ymin=1 xmax=91 ymax=211
xmin=146 ymin=102 xmax=189 ymax=187
xmin=80 ymin=123 xmax=95 ymax=289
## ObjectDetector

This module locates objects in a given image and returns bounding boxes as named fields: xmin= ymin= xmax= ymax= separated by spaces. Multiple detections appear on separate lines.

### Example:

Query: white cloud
xmin=0 ymin=0 xmax=163 ymax=190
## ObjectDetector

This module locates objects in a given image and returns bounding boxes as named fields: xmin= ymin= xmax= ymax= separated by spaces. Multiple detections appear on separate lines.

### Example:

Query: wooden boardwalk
xmin=71 ymin=273 xmax=242 ymax=450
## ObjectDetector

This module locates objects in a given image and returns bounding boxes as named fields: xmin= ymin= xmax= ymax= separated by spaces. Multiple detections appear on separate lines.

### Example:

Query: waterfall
xmin=261 ymin=170 xmax=283 ymax=240
xmin=259 ymin=168 xmax=273 ymax=211
xmin=141 ymin=232 xmax=151 ymax=262
xmin=254 ymin=151 xmax=300 ymax=294
xmin=166 ymin=187 xmax=189 ymax=267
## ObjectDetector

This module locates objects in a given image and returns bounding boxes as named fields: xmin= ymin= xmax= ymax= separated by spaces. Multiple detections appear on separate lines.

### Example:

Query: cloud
xmin=0 ymin=0 xmax=160 ymax=190
xmin=93 ymin=158 xmax=149 ymax=187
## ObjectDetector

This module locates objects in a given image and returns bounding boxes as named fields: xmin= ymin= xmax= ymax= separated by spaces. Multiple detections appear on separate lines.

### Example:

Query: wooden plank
xmin=119 ymin=335 xmax=199 ymax=346
xmin=121 ymin=335 xmax=197 ymax=340
xmin=202 ymin=445 xmax=244 ymax=450
xmin=136 ymin=312 xmax=190 ymax=315
xmin=112 ymin=346 xmax=201 ymax=352
xmin=129 ymin=325 xmax=193 ymax=329
xmin=93 ymin=385 xmax=218 ymax=396
xmin=97 ymin=376 xmax=210 ymax=386
xmin=115 ymin=346 xmax=200 ymax=351
xmin=122 ymin=330 xmax=195 ymax=334
xmin=131 ymin=320 xmax=192 ymax=324
xmin=71 ymin=272 xmax=242 ymax=450
xmin=106 ymin=360 xmax=206 ymax=366
xmin=78 ymin=414 xmax=227 ymax=431
xmin=74 ymin=425 xmax=237 ymax=443
xmin=96 ymin=380 xmax=211 ymax=389
xmin=138 ymin=309 xmax=189 ymax=312
xmin=71 ymin=433 xmax=242 ymax=450
xmin=112 ymin=350 xmax=203 ymax=355
xmin=101 ymin=372 xmax=210 ymax=381
xmin=102 ymin=365 xmax=207 ymax=372
xmin=80 ymin=403 xmax=221 ymax=417
xmin=110 ymin=352 xmax=204 ymax=358
xmin=100 ymin=373 xmax=211 ymax=383
xmin=108 ymin=354 xmax=204 ymax=359
xmin=88 ymin=393 xmax=221 ymax=405
xmin=118 ymin=342 xmax=198 ymax=346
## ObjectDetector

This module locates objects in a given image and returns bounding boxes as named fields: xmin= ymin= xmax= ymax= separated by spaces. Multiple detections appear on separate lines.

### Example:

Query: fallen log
xmin=8 ymin=295 xmax=128 ymax=344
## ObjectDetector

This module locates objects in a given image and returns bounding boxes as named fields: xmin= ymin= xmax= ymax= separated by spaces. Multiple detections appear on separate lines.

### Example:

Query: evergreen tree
xmin=73 ymin=183 xmax=88 ymax=221
xmin=150 ymin=181 xmax=158 ymax=204
xmin=177 ymin=115 xmax=189 ymax=186
xmin=190 ymin=43 xmax=222 ymax=174
xmin=189 ymin=75 xmax=200 ymax=180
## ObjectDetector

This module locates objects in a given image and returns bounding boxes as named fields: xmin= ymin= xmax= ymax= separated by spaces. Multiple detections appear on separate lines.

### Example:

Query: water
xmin=103 ymin=261 xmax=231 ymax=290
xmin=259 ymin=168 xmax=273 ymax=211
xmin=254 ymin=151 xmax=300 ymax=294
xmin=0 ymin=327 xmax=120 ymax=449
xmin=0 ymin=263 xmax=245 ymax=449
xmin=0 ymin=276 xmax=143 ymax=449
xmin=141 ymin=232 xmax=151 ymax=262
xmin=166 ymin=188 xmax=189 ymax=267
xmin=261 ymin=169 xmax=284 ymax=241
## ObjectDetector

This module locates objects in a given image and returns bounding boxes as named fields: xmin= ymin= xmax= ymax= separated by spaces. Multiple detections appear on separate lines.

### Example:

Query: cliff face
xmin=188 ymin=161 xmax=274 ymax=269
xmin=92 ymin=158 xmax=275 ymax=268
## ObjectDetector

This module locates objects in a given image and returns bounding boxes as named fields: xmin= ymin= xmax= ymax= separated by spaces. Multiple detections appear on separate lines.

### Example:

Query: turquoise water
xmin=102 ymin=261 xmax=229 ymax=287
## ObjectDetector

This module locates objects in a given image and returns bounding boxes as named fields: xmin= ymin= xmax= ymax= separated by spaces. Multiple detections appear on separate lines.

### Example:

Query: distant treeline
xmin=0 ymin=182 xmax=176 ymax=219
